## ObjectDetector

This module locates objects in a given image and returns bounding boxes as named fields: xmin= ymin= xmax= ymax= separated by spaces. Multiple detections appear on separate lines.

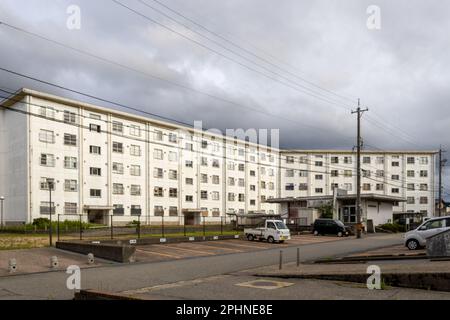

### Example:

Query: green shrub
xmin=377 ymin=223 xmax=403 ymax=233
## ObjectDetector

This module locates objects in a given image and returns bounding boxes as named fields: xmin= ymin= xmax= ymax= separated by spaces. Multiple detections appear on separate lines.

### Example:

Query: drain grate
xmin=236 ymin=279 xmax=294 ymax=290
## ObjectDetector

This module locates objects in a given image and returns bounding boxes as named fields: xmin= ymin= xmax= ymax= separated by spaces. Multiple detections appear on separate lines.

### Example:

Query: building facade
xmin=0 ymin=89 xmax=438 ymax=225
xmin=279 ymin=150 xmax=437 ymax=221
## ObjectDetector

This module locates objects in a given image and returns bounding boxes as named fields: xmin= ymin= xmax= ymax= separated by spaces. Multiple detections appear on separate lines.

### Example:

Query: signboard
xmin=160 ymin=238 xmax=167 ymax=243
xmin=129 ymin=239 xmax=137 ymax=245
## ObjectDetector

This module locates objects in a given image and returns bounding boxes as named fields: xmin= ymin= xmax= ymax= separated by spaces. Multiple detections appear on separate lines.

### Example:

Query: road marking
xmin=214 ymin=241 xmax=273 ymax=250
xmin=186 ymin=242 xmax=243 ymax=253
xmin=236 ymin=279 xmax=294 ymax=290
xmin=167 ymin=245 xmax=216 ymax=256
xmin=122 ymin=275 xmax=231 ymax=295
xmin=137 ymin=249 xmax=181 ymax=259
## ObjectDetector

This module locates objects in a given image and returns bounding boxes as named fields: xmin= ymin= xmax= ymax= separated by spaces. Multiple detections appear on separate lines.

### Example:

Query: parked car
xmin=244 ymin=220 xmax=291 ymax=243
xmin=404 ymin=216 xmax=450 ymax=250
xmin=313 ymin=219 xmax=349 ymax=237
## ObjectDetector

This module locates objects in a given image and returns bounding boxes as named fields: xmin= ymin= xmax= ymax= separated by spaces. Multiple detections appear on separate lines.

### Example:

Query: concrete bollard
xmin=9 ymin=259 xmax=17 ymax=273
xmin=87 ymin=253 xmax=95 ymax=265
xmin=50 ymin=256 xmax=59 ymax=269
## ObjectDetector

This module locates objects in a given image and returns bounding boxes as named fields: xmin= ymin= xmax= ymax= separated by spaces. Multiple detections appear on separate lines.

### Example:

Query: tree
xmin=319 ymin=203 xmax=334 ymax=219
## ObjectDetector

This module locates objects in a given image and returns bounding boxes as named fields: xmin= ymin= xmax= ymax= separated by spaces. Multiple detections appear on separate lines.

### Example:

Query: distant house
xmin=435 ymin=199 xmax=450 ymax=216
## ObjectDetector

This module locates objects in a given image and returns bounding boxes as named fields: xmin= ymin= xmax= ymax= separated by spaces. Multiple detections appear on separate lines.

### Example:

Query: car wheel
xmin=268 ymin=236 xmax=275 ymax=244
xmin=313 ymin=230 xmax=319 ymax=236
xmin=406 ymin=239 xmax=420 ymax=250
xmin=247 ymin=234 xmax=254 ymax=241
xmin=337 ymin=231 xmax=343 ymax=237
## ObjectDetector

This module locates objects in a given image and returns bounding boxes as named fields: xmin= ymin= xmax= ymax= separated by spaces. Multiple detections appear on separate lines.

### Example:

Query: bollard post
xmin=297 ymin=248 xmax=300 ymax=267
xmin=279 ymin=250 xmax=283 ymax=270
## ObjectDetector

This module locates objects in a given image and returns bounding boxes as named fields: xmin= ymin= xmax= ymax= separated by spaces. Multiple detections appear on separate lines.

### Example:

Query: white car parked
xmin=404 ymin=216 xmax=450 ymax=250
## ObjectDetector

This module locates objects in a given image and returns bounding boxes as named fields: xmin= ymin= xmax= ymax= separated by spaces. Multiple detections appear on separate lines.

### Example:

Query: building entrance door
xmin=88 ymin=210 xmax=108 ymax=225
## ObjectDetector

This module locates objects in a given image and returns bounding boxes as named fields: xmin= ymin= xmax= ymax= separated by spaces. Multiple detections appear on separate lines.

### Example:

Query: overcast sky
xmin=0 ymin=0 xmax=449 ymax=154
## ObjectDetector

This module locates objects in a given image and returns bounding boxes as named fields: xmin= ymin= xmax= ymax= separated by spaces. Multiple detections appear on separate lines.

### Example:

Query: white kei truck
xmin=244 ymin=220 xmax=291 ymax=243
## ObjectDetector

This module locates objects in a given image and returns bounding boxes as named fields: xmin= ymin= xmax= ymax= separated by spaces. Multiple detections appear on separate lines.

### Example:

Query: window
xmin=362 ymin=170 xmax=371 ymax=178
xmin=131 ymin=205 xmax=142 ymax=216
xmin=90 ymin=113 xmax=101 ymax=120
xmin=63 ymin=111 xmax=77 ymax=124
xmin=362 ymin=183 xmax=371 ymax=191
xmin=420 ymin=197 xmax=428 ymax=204
xmin=344 ymin=170 xmax=352 ymax=177
xmin=238 ymin=164 xmax=245 ymax=172
xmin=169 ymin=152 xmax=178 ymax=162
xmin=168 ymin=133 xmax=178 ymax=143
xmin=286 ymin=156 xmax=294 ymax=164
xmin=268 ymin=169 xmax=275 ymax=177
xmin=130 ymin=145 xmax=141 ymax=157
xmin=64 ymin=203 xmax=78 ymax=215
xmin=299 ymin=170 xmax=308 ymax=178
xmin=344 ymin=183 xmax=352 ymax=191
xmin=169 ymin=170 xmax=178 ymax=180
xmin=90 ymin=146 xmax=101 ymax=155
xmin=90 ymin=189 xmax=101 ymax=198
xmin=185 ymin=160 xmax=193 ymax=168
xmin=419 ymin=157 xmax=429 ymax=165
xmin=212 ymin=192 xmax=220 ymax=201
xmin=40 ymin=154 xmax=55 ymax=167
xmin=407 ymin=183 xmax=415 ymax=191
xmin=250 ymin=170 xmax=256 ymax=177
xmin=131 ymin=185 xmax=141 ymax=196
xmin=239 ymin=194 xmax=245 ymax=202
xmin=315 ymin=188 xmax=323 ymax=194
xmin=130 ymin=125 xmax=141 ymax=137
xmin=64 ymin=134 xmax=77 ymax=146
xmin=154 ymin=130 xmax=163 ymax=141
xmin=113 ymin=184 xmax=124 ymax=195
xmin=89 ymin=124 xmax=101 ymax=133
xmin=212 ymin=175 xmax=220 ymax=184
xmin=185 ymin=195 xmax=194 ymax=202
xmin=185 ymin=178 xmax=193 ymax=185
xmin=40 ymin=201 xmax=55 ymax=215
xmin=376 ymin=170 xmax=385 ymax=178
xmin=315 ymin=161 xmax=323 ymax=167
xmin=250 ymin=185 xmax=256 ymax=191
xmin=420 ymin=170 xmax=428 ymax=177
xmin=299 ymin=183 xmax=308 ymax=191
xmin=331 ymin=156 xmax=339 ymax=164
xmin=64 ymin=157 xmax=77 ymax=169
xmin=228 ymin=162 xmax=235 ymax=171
xmin=201 ymin=174 xmax=208 ymax=184
xmin=343 ymin=157 xmax=352 ymax=164
xmin=39 ymin=130 xmax=55 ymax=143
xmin=250 ymin=200 xmax=256 ymax=206
xmin=315 ymin=174 xmax=323 ymax=180
xmin=112 ymin=121 xmax=123 ymax=134
xmin=90 ymin=167 xmax=101 ymax=176
xmin=201 ymin=140 xmax=208 ymax=149
xmin=228 ymin=177 xmax=235 ymax=186
xmin=391 ymin=188 xmax=400 ymax=194
xmin=201 ymin=191 xmax=208 ymax=200
xmin=185 ymin=143 xmax=193 ymax=151
xmin=261 ymin=181 xmax=266 ymax=189
xmin=285 ymin=183 xmax=294 ymax=191
xmin=331 ymin=183 xmax=339 ymax=190
xmin=407 ymin=197 xmax=415 ymax=204
xmin=154 ymin=168 xmax=163 ymax=179
xmin=212 ymin=159 xmax=220 ymax=168
xmin=112 ymin=142 xmax=123 ymax=153
xmin=285 ymin=170 xmax=294 ymax=178
xmin=407 ymin=157 xmax=415 ymax=164
xmin=169 ymin=207 xmax=178 ymax=217
xmin=392 ymin=161 xmax=400 ymax=167
xmin=154 ymin=187 xmax=163 ymax=197
xmin=228 ymin=193 xmax=235 ymax=201
xmin=64 ymin=180 xmax=77 ymax=192
xmin=238 ymin=179 xmax=245 ymax=187
xmin=420 ymin=184 xmax=428 ymax=191
xmin=39 ymin=106 xmax=55 ymax=119
xmin=154 ymin=149 xmax=163 ymax=160
xmin=154 ymin=206 xmax=164 ymax=217
xmin=363 ymin=157 xmax=371 ymax=164
xmin=113 ymin=205 xmax=124 ymax=216
xmin=391 ymin=175 xmax=400 ymax=181
xmin=331 ymin=170 xmax=339 ymax=177
xmin=407 ymin=170 xmax=415 ymax=178
xmin=130 ymin=165 xmax=141 ymax=176
xmin=113 ymin=163 xmax=124 ymax=175
xmin=376 ymin=184 xmax=384 ymax=191
xmin=376 ymin=156 xmax=385 ymax=165
xmin=40 ymin=178 xmax=55 ymax=191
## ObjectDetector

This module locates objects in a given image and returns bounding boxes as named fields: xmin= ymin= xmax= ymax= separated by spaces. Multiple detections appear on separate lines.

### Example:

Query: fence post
xmin=137 ymin=215 xmax=141 ymax=239
xmin=110 ymin=215 xmax=113 ymax=240
xmin=183 ymin=215 xmax=186 ymax=237
xmin=297 ymin=248 xmax=300 ymax=267
xmin=221 ymin=217 xmax=223 ymax=235
xmin=162 ymin=215 xmax=165 ymax=238
xmin=203 ymin=216 xmax=206 ymax=237
xmin=57 ymin=214 xmax=60 ymax=242
xmin=79 ymin=214 xmax=83 ymax=241
xmin=279 ymin=250 xmax=283 ymax=270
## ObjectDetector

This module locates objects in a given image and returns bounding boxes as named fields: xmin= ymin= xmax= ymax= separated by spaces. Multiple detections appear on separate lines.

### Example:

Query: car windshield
xmin=335 ymin=220 xmax=345 ymax=227
xmin=275 ymin=221 xmax=287 ymax=229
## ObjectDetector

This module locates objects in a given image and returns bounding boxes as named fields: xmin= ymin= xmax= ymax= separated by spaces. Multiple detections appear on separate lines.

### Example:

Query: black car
xmin=313 ymin=219 xmax=349 ymax=237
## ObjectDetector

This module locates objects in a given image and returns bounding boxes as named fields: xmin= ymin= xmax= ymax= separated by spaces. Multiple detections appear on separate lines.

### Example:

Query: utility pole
xmin=438 ymin=146 xmax=447 ymax=217
xmin=352 ymin=100 xmax=368 ymax=239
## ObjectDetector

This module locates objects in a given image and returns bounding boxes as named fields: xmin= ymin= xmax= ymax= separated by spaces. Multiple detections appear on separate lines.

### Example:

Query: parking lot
xmin=135 ymin=234 xmax=349 ymax=263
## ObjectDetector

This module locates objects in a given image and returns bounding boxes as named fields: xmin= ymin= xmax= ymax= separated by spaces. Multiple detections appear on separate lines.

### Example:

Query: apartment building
xmin=280 ymin=150 xmax=437 ymax=217
xmin=0 ymin=89 xmax=437 ymax=225
xmin=0 ymin=89 xmax=279 ymax=225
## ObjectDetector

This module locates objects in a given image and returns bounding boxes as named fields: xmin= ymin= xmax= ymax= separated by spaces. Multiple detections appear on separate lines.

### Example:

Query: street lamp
xmin=0 ymin=196 xmax=4 ymax=229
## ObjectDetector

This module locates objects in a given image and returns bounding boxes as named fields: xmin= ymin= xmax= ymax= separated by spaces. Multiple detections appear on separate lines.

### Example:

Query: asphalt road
xmin=0 ymin=233 xmax=403 ymax=300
